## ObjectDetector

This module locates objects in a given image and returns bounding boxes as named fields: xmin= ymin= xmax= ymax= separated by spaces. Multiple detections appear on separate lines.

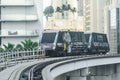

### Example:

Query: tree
xmin=56 ymin=7 xmax=62 ymax=12
xmin=21 ymin=39 xmax=38 ymax=49
xmin=15 ymin=44 xmax=23 ymax=50
xmin=43 ymin=6 xmax=54 ymax=21
xmin=62 ymin=4 xmax=66 ymax=11
xmin=61 ymin=4 xmax=68 ymax=17
xmin=0 ymin=47 xmax=4 ymax=52
xmin=3 ymin=43 xmax=15 ymax=51
xmin=67 ymin=4 xmax=71 ymax=10
xmin=55 ymin=4 xmax=76 ymax=19
xmin=70 ymin=7 xmax=76 ymax=20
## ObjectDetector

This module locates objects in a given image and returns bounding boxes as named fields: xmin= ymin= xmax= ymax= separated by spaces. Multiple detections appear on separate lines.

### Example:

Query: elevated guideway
xmin=42 ymin=55 xmax=120 ymax=80
xmin=0 ymin=58 xmax=61 ymax=80
xmin=0 ymin=49 xmax=120 ymax=80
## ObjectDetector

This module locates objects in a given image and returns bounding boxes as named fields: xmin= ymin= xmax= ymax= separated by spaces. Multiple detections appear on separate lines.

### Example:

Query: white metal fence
xmin=0 ymin=48 xmax=45 ymax=69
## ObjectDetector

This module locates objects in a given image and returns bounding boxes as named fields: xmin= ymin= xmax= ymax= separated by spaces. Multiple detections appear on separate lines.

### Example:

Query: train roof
xmin=84 ymin=32 xmax=106 ymax=35
xmin=43 ymin=29 xmax=84 ymax=33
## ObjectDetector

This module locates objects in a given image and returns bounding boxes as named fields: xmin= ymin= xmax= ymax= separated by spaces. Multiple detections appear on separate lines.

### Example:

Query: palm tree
xmin=21 ymin=39 xmax=38 ymax=50
xmin=56 ymin=7 xmax=62 ymax=12
xmin=3 ymin=43 xmax=15 ymax=51
xmin=32 ymin=42 xmax=38 ymax=49
xmin=15 ymin=44 xmax=23 ymax=50
xmin=55 ymin=4 xmax=75 ymax=19
xmin=67 ymin=4 xmax=71 ymax=10
xmin=70 ymin=7 xmax=76 ymax=20
xmin=61 ymin=4 xmax=67 ymax=17
xmin=56 ymin=6 xmax=62 ymax=18
xmin=43 ymin=6 xmax=54 ymax=21
xmin=0 ymin=47 xmax=4 ymax=52
xmin=21 ymin=39 xmax=32 ymax=49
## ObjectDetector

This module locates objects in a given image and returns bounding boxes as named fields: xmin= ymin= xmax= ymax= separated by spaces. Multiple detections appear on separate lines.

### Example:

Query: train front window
xmin=41 ymin=33 xmax=56 ymax=43
xmin=97 ymin=35 xmax=103 ymax=42
xmin=70 ymin=32 xmax=83 ymax=42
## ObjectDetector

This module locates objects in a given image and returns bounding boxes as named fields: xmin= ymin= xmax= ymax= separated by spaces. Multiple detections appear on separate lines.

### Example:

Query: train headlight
xmin=57 ymin=43 xmax=62 ymax=47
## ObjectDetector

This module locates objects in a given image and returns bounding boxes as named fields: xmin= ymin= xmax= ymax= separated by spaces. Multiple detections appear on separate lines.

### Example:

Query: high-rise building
xmin=84 ymin=0 xmax=106 ymax=33
xmin=0 ymin=0 xmax=43 ymax=46
xmin=77 ymin=0 xmax=83 ymax=16
xmin=104 ymin=0 xmax=120 ymax=54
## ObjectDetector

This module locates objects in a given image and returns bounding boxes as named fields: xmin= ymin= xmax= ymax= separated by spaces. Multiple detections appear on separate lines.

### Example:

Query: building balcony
xmin=0 ymin=30 xmax=39 ymax=37
xmin=0 ymin=15 xmax=38 ymax=22
xmin=0 ymin=0 xmax=34 ymax=7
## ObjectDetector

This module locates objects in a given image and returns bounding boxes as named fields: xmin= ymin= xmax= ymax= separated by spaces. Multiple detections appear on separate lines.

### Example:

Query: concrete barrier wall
xmin=42 ymin=56 xmax=120 ymax=80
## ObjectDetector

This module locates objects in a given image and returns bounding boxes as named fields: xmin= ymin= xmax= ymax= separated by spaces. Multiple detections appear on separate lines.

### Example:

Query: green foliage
xmin=43 ymin=6 xmax=54 ymax=20
xmin=21 ymin=39 xmax=32 ymax=49
xmin=55 ymin=4 xmax=76 ymax=19
xmin=32 ymin=42 xmax=38 ymax=49
xmin=0 ymin=39 xmax=38 ymax=52
xmin=56 ymin=4 xmax=70 ymax=13
xmin=70 ymin=7 xmax=76 ymax=13
xmin=56 ymin=7 xmax=62 ymax=12
xmin=15 ymin=44 xmax=23 ymax=50
xmin=21 ymin=39 xmax=38 ymax=49
xmin=3 ymin=43 xmax=15 ymax=51
xmin=67 ymin=4 xmax=71 ymax=10
xmin=0 ymin=47 xmax=4 ymax=52
xmin=62 ymin=4 xmax=71 ymax=11
xmin=62 ymin=4 xmax=66 ymax=11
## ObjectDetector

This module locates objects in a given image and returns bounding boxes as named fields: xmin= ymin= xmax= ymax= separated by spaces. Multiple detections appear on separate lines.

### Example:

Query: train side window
xmin=97 ymin=35 xmax=103 ymax=42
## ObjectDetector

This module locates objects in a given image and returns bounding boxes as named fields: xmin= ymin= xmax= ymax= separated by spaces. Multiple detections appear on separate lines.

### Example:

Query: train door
xmin=62 ymin=32 xmax=72 ymax=54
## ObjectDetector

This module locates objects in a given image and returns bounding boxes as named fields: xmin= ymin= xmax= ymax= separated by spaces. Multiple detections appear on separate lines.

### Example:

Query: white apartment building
xmin=84 ymin=0 xmax=106 ymax=33
xmin=0 ymin=0 xmax=43 ymax=46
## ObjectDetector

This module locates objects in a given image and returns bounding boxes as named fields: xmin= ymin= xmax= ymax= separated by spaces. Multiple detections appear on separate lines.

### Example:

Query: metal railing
xmin=0 ymin=48 xmax=45 ymax=69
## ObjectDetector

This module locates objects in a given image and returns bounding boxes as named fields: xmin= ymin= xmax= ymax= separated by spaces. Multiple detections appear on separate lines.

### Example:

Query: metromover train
xmin=39 ymin=30 xmax=110 ymax=57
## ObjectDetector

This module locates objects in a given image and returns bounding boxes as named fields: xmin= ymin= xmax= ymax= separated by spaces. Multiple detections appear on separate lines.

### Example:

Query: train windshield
xmin=94 ymin=34 xmax=108 ymax=42
xmin=41 ymin=33 xmax=56 ymax=43
xmin=70 ymin=32 xmax=84 ymax=42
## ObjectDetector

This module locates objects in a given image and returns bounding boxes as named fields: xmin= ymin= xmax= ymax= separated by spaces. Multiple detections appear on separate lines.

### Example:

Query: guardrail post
xmin=14 ymin=50 xmax=17 ymax=65
xmin=4 ymin=52 xmax=7 ymax=68
xmin=27 ymin=49 xmax=29 ymax=62
xmin=17 ymin=49 xmax=19 ymax=59
xmin=33 ymin=49 xmax=35 ymax=59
